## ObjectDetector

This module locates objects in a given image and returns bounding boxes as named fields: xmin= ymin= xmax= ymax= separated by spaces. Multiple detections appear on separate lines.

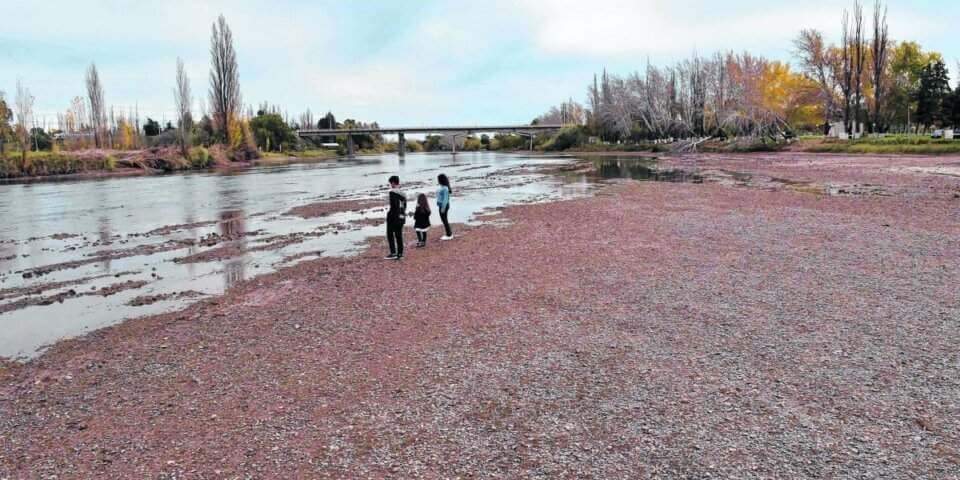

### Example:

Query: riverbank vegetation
xmin=529 ymin=0 xmax=960 ymax=155
xmin=6 ymin=2 xmax=960 ymax=179
xmin=1 ymin=14 xmax=258 ymax=179
xmin=800 ymin=134 xmax=960 ymax=154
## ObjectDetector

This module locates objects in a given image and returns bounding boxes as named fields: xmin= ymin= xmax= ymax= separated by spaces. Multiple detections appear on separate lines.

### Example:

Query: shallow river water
xmin=0 ymin=152 xmax=594 ymax=359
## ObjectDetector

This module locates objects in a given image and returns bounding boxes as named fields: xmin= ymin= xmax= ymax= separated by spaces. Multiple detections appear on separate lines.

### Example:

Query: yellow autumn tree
xmin=118 ymin=119 xmax=135 ymax=150
xmin=228 ymin=113 xmax=243 ymax=151
xmin=240 ymin=119 xmax=257 ymax=154
xmin=761 ymin=62 xmax=823 ymax=131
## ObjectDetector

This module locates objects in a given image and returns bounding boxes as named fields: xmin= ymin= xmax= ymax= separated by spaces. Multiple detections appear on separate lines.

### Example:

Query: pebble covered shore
xmin=2 ymin=153 xmax=959 ymax=478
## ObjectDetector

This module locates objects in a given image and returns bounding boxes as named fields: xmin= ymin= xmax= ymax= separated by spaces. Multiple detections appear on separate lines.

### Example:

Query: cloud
xmin=2 ymin=0 xmax=958 ymax=127
xmin=514 ymin=0 xmax=951 ymax=61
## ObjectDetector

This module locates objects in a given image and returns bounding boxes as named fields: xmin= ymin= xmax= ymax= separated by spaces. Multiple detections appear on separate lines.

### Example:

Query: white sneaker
xmin=440 ymin=235 xmax=453 ymax=241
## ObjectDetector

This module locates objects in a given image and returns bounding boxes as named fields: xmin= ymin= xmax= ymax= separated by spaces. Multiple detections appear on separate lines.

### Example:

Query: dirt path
xmin=1 ymin=158 xmax=959 ymax=478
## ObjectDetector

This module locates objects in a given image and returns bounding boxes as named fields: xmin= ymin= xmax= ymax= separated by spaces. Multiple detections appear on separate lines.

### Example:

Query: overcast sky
xmin=1 ymin=0 xmax=957 ymax=128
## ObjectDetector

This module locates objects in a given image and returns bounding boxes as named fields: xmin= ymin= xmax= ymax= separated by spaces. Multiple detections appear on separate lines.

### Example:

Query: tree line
xmin=537 ymin=0 xmax=960 ymax=145
xmin=0 ymin=14 xmax=261 ymax=169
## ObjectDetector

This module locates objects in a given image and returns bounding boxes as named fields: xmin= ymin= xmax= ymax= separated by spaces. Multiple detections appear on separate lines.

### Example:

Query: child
xmin=437 ymin=173 xmax=453 ymax=240
xmin=385 ymin=175 xmax=407 ymax=260
xmin=413 ymin=193 xmax=431 ymax=247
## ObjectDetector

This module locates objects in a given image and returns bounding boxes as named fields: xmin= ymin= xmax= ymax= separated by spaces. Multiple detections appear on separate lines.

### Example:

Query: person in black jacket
xmin=413 ymin=193 xmax=431 ymax=247
xmin=385 ymin=175 xmax=407 ymax=260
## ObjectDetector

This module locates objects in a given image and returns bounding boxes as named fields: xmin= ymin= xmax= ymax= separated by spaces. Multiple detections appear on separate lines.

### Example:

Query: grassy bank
xmin=263 ymin=149 xmax=338 ymax=159
xmin=0 ymin=151 xmax=118 ymax=179
xmin=0 ymin=146 xmax=238 ymax=180
xmin=800 ymin=135 xmax=960 ymax=154
xmin=257 ymin=149 xmax=338 ymax=165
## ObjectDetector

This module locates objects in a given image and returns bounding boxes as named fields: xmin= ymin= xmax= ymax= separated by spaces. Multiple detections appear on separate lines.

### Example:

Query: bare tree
xmin=298 ymin=108 xmax=314 ymax=130
xmin=174 ymin=57 xmax=193 ymax=157
xmin=578 ymin=50 xmax=802 ymax=144
xmin=685 ymin=55 xmax=708 ymax=135
xmin=537 ymin=100 xmax=587 ymax=126
xmin=134 ymin=103 xmax=142 ymax=148
xmin=588 ymin=74 xmax=600 ymax=131
xmin=14 ymin=79 xmax=35 ymax=166
xmin=86 ymin=63 xmax=107 ymax=148
xmin=70 ymin=96 xmax=87 ymax=132
xmin=209 ymin=14 xmax=241 ymax=144
xmin=870 ymin=0 xmax=889 ymax=132
xmin=840 ymin=10 xmax=854 ymax=134
xmin=851 ymin=1 xmax=866 ymax=135
xmin=0 ymin=91 xmax=11 ymax=156
xmin=712 ymin=52 xmax=730 ymax=133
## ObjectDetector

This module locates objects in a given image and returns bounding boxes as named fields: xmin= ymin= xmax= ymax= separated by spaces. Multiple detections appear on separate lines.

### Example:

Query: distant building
xmin=828 ymin=121 xmax=865 ymax=140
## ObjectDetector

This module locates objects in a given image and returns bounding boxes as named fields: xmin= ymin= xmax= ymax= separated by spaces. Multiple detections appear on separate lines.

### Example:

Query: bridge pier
xmin=346 ymin=135 xmax=355 ymax=157
xmin=517 ymin=131 xmax=535 ymax=151
xmin=398 ymin=132 xmax=405 ymax=157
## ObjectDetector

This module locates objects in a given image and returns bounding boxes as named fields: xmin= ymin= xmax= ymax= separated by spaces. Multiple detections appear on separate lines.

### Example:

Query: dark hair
xmin=417 ymin=193 xmax=430 ymax=213
xmin=437 ymin=173 xmax=452 ymax=194
xmin=389 ymin=175 xmax=400 ymax=185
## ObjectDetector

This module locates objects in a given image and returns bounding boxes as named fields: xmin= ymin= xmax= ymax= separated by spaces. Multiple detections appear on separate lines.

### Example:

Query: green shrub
xmin=103 ymin=155 xmax=117 ymax=171
xmin=543 ymin=126 xmax=589 ymax=151
xmin=189 ymin=147 xmax=211 ymax=168
xmin=462 ymin=136 xmax=483 ymax=151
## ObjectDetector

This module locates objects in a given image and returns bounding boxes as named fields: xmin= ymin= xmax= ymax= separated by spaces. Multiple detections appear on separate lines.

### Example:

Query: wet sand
xmin=2 ymin=153 xmax=959 ymax=478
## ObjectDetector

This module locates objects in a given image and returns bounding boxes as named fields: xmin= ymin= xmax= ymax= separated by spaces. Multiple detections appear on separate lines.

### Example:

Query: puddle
xmin=584 ymin=157 xmax=704 ymax=183
xmin=579 ymin=156 xmax=892 ymax=197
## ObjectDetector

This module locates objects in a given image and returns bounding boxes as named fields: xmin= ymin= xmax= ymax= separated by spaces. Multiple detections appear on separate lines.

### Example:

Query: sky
xmin=1 ymin=0 xmax=957 ymax=128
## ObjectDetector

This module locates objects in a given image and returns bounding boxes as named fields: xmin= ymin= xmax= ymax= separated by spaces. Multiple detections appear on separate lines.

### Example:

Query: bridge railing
xmin=297 ymin=124 xmax=564 ymax=136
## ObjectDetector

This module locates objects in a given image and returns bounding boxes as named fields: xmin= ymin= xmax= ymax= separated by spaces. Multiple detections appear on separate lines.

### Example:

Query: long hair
xmin=437 ymin=173 xmax=452 ymax=194
xmin=417 ymin=193 xmax=430 ymax=213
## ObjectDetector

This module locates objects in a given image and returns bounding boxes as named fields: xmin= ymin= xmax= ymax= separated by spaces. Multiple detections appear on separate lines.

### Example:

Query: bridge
xmin=297 ymin=124 xmax=563 ymax=155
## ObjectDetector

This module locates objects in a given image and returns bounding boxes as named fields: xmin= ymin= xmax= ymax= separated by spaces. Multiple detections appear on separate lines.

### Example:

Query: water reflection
xmin=96 ymin=184 xmax=113 ymax=273
xmin=182 ymin=175 xmax=200 ymax=278
xmin=589 ymin=157 xmax=703 ymax=183
xmin=217 ymin=175 xmax=247 ymax=289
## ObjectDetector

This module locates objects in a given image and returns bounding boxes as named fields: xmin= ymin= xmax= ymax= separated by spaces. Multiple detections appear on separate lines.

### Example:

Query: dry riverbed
xmin=1 ymin=153 xmax=959 ymax=478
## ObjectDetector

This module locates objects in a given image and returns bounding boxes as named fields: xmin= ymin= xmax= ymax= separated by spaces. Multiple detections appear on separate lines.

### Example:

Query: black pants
xmin=416 ymin=230 xmax=428 ymax=244
xmin=387 ymin=222 xmax=404 ymax=256
xmin=439 ymin=205 xmax=452 ymax=237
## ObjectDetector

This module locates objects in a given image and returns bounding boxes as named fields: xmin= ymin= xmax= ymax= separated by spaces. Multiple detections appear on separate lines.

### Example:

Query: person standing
xmin=413 ymin=193 xmax=431 ymax=247
xmin=437 ymin=173 xmax=453 ymax=240
xmin=385 ymin=175 xmax=407 ymax=260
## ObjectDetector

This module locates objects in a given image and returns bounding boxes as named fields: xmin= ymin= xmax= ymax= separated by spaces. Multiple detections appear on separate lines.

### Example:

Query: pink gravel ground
xmin=285 ymin=199 xmax=383 ymax=219
xmin=1 ymin=154 xmax=959 ymax=478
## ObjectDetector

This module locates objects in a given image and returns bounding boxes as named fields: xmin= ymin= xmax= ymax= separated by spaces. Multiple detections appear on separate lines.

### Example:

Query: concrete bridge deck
xmin=297 ymin=124 xmax=563 ymax=136
xmin=298 ymin=124 xmax=563 ymax=155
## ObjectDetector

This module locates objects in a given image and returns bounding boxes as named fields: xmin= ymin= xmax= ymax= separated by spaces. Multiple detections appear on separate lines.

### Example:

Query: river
xmin=0 ymin=152 xmax=596 ymax=360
